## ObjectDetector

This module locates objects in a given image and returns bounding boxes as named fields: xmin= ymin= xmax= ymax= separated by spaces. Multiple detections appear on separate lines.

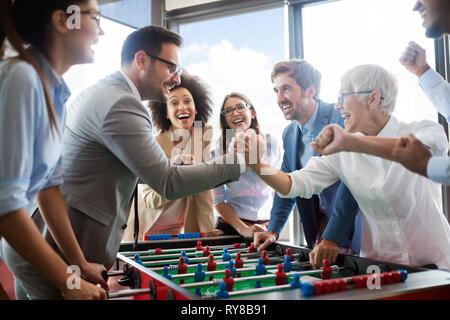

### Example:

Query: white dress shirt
xmin=418 ymin=68 xmax=450 ymax=185
xmin=281 ymin=115 xmax=450 ymax=269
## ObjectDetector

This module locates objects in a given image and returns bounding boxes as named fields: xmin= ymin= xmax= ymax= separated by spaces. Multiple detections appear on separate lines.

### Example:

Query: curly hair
xmin=150 ymin=71 xmax=213 ymax=133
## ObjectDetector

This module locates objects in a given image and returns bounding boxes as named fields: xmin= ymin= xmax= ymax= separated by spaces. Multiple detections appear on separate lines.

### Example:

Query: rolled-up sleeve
xmin=278 ymin=155 xmax=340 ymax=199
xmin=427 ymin=156 xmax=450 ymax=185
xmin=212 ymin=184 xmax=227 ymax=206
xmin=419 ymin=68 xmax=450 ymax=121
xmin=0 ymin=62 xmax=39 ymax=216
xmin=43 ymin=158 xmax=64 ymax=188
xmin=413 ymin=120 xmax=448 ymax=157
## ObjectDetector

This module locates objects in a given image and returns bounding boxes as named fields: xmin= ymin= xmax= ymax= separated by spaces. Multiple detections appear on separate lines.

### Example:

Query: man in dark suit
xmin=254 ymin=59 xmax=360 ymax=267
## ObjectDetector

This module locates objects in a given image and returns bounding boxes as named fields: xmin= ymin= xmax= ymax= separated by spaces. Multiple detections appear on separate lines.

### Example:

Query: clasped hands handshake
xmin=227 ymin=129 xmax=266 ymax=168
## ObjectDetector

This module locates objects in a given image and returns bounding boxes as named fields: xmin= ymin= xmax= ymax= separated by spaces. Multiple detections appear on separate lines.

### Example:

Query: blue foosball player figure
xmin=254 ymin=258 xmax=266 ymax=288
xmin=222 ymin=248 xmax=231 ymax=262
xmin=162 ymin=266 xmax=172 ymax=281
xmin=283 ymin=255 xmax=293 ymax=273
xmin=134 ymin=254 xmax=143 ymax=265
xmin=216 ymin=281 xmax=229 ymax=299
xmin=180 ymin=250 xmax=190 ymax=265
xmin=226 ymin=260 xmax=237 ymax=278
xmin=194 ymin=263 xmax=206 ymax=296
xmin=290 ymin=274 xmax=301 ymax=289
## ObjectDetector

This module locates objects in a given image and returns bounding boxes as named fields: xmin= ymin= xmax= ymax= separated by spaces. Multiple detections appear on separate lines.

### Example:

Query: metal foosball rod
xmin=138 ymin=250 xmax=265 ymax=262
xmin=132 ymin=247 xmax=254 ymax=261
xmin=180 ymin=265 xmax=343 ymax=288
xmin=147 ymin=253 xmax=303 ymax=270
xmin=121 ymin=242 xmax=247 ymax=257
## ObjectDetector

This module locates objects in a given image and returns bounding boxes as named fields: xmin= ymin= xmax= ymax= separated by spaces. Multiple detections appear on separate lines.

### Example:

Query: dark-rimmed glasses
xmin=144 ymin=51 xmax=182 ymax=77
xmin=221 ymin=103 xmax=251 ymax=117
xmin=80 ymin=10 xmax=102 ymax=25
xmin=337 ymin=91 xmax=384 ymax=106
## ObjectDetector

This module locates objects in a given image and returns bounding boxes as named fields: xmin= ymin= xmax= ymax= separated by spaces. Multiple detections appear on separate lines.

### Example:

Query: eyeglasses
xmin=144 ymin=51 xmax=182 ymax=76
xmin=221 ymin=103 xmax=251 ymax=117
xmin=337 ymin=91 xmax=384 ymax=106
xmin=80 ymin=10 xmax=102 ymax=26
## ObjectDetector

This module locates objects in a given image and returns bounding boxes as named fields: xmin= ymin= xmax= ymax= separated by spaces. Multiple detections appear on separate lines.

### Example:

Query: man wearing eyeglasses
xmin=14 ymin=26 xmax=246 ymax=298
xmin=253 ymin=59 xmax=361 ymax=268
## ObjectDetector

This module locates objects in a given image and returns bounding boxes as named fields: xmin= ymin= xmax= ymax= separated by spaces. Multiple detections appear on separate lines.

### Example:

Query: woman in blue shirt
xmin=0 ymin=0 xmax=106 ymax=299
xmin=213 ymin=93 xmax=281 ymax=238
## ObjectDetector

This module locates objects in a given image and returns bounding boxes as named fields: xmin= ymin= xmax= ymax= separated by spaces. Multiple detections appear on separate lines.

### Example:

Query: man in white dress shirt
xmin=234 ymin=64 xmax=450 ymax=269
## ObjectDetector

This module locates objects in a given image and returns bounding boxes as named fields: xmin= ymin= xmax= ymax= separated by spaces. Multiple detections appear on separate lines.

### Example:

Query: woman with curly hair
xmin=122 ymin=72 xmax=221 ymax=239
xmin=212 ymin=93 xmax=281 ymax=239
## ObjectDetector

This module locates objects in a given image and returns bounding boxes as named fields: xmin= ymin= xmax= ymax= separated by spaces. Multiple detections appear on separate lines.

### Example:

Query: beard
xmin=425 ymin=21 xmax=444 ymax=38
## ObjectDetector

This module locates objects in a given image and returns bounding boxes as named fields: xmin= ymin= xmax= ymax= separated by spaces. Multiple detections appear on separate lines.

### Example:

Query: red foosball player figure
xmin=320 ymin=259 xmax=332 ymax=280
xmin=234 ymin=252 xmax=244 ymax=278
xmin=248 ymin=242 xmax=257 ymax=253
xmin=261 ymin=250 xmax=270 ymax=265
xmin=285 ymin=248 xmax=294 ymax=262
xmin=177 ymin=256 xmax=188 ymax=284
xmin=275 ymin=264 xmax=287 ymax=285
xmin=207 ymin=254 xmax=217 ymax=281
xmin=202 ymin=245 xmax=211 ymax=257
xmin=195 ymin=241 xmax=203 ymax=251
xmin=222 ymin=268 xmax=235 ymax=292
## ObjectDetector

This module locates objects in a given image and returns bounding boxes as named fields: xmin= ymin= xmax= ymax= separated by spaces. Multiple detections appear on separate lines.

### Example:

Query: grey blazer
xmin=1 ymin=71 xmax=242 ymax=299
xmin=40 ymin=71 xmax=241 ymax=268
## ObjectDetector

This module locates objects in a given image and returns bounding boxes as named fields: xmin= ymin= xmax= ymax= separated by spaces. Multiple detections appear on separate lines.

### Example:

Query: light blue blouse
xmin=212 ymin=133 xmax=282 ymax=222
xmin=0 ymin=48 xmax=70 ymax=216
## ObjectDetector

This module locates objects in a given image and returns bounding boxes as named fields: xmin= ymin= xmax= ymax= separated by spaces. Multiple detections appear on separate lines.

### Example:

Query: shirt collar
xmin=120 ymin=69 xmax=142 ymax=100
xmin=297 ymin=101 xmax=319 ymax=134
xmin=376 ymin=115 xmax=400 ymax=138
xmin=28 ymin=46 xmax=71 ymax=106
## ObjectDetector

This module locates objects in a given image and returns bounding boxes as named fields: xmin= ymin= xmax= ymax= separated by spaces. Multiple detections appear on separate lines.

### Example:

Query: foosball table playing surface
xmin=107 ymin=235 xmax=450 ymax=300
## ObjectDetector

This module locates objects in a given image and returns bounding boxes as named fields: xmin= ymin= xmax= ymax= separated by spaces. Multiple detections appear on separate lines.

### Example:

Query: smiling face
xmin=166 ymin=87 xmax=197 ymax=131
xmin=222 ymin=97 xmax=255 ymax=132
xmin=65 ymin=0 xmax=104 ymax=64
xmin=139 ymin=42 xmax=182 ymax=102
xmin=273 ymin=72 xmax=313 ymax=124
xmin=414 ymin=0 xmax=450 ymax=38
xmin=335 ymin=91 xmax=371 ymax=133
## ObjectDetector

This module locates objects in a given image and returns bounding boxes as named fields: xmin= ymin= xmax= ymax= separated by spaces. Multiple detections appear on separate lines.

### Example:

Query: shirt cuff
xmin=277 ymin=172 xmax=297 ymax=198
xmin=419 ymin=68 xmax=443 ymax=90
xmin=0 ymin=179 xmax=30 ymax=217
xmin=427 ymin=156 xmax=450 ymax=185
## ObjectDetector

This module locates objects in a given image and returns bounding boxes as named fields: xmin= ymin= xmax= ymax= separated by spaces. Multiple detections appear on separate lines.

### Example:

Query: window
xmin=176 ymin=5 xmax=286 ymax=222
xmin=302 ymin=0 xmax=438 ymax=124
xmin=64 ymin=18 xmax=135 ymax=106
xmin=178 ymin=6 xmax=287 ymax=144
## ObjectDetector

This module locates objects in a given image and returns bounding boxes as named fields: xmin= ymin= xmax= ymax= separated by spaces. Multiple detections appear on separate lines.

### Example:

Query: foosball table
xmin=106 ymin=234 xmax=450 ymax=300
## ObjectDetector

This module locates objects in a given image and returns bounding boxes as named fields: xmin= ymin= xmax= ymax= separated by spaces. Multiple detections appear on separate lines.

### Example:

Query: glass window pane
xmin=178 ymin=6 xmax=286 ymax=144
xmin=178 ymin=5 xmax=286 ymax=219
xmin=64 ymin=19 xmax=135 ymax=105
xmin=302 ymin=0 xmax=438 ymax=124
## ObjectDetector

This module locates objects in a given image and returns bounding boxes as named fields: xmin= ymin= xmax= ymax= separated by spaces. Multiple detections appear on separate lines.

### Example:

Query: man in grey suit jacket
xmin=2 ymin=26 xmax=245 ymax=299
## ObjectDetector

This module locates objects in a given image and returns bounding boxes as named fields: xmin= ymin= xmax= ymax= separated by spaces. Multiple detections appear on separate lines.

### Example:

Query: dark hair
xmin=149 ymin=71 xmax=213 ymax=133
xmin=271 ymin=59 xmax=321 ymax=100
xmin=218 ymin=92 xmax=260 ymax=155
xmin=121 ymin=25 xmax=182 ymax=67
xmin=0 ymin=0 xmax=88 ymax=131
